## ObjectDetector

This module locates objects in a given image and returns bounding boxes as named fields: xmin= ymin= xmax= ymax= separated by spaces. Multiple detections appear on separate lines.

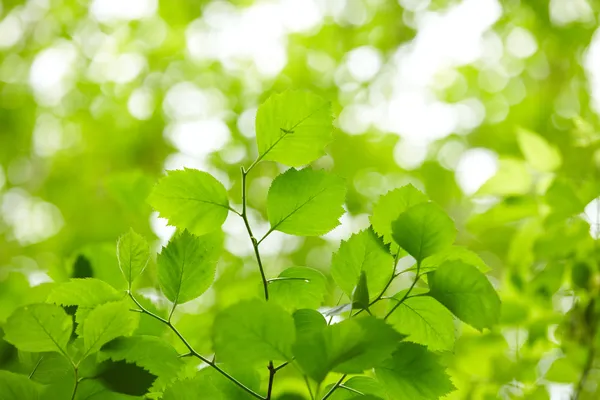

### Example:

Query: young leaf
xmin=370 ymin=184 xmax=428 ymax=249
xmin=4 ymin=304 xmax=72 ymax=354
xmin=148 ymin=168 xmax=230 ymax=236
xmin=256 ymin=90 xmax=332 ymax=167
xmin=82 ymin=301 xmax=139 ymax=359
xmin=269 ymin=266 xmax=327 ymax=311
xmin=391 ymin=202 xmax=456 ymax=262
xmin=157 ymin=230 xmax=221 ymax=306
xmin=267 ymin=168 xmax=346 ymax=236
xmin=352 ymin=271 xmax=370 ymax=311
xmin=331 ymin=228 xmax=393 ymax=301
xmin=0 ymin=370 xmax=42 ymax=400
xmin=428 ymin=261 xmax=501 ymax=331
xmin=46 ymin=278 xmax=121 ymax=307
xmin=213 ymin=299 xmax=296 ymax=365
xmin=117 ymin=228 xmax=150 ymax=287
xmin=375 ymin=343 xmax=455 ymax=400
xmin=387 ymin=290 xmax=455 ymax=351
xmin=516 ymin=127 xmax=562 ymax=172
xmin=293 ymin=316 xmax=402 ymax=382
xmin=477 ymin=158 xmax=531 ymax=196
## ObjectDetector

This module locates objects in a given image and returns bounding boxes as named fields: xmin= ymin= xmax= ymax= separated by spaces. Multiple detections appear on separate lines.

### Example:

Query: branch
xmin=240 ymin=166 xmax=269 ymax=300
xmin=384 ymin=260 xmax=421 ymax=321
xmin=128 ymin=292 xmax=264 ymax=400
xmin=321 ymin=374 xmax=347 ymax=400
xmin=266 ymin=362 xmax=276 ymax=400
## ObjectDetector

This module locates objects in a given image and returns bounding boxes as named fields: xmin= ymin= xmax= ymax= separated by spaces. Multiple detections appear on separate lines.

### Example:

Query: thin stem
xmin=128 ymin=292 xmax=264 ymax=400
xmin=69 ymin=367 xmax=79 ymax=400
xmin=353 ymin=251 xmax=402 ymax=318
xmin=257 ymin=228 xmax=274 ymax=246
xmin=268 ymin=277 xmax=310 ymax=284
xmin=228 ymin=206 xmax=243 ymax=217
xmin=339 ymin=385 xmax=363 ymax=395
xmin=274 ymin=361 xmax=290 ymax=372
xmin=321 ymin=374 xmax=347 ymax=400
xmin=266 ymin=362 xmax=276 ymax=400
xmin=369 ymin=251 xmax=401 ymax=307
xmin=28 ymin=356 xmax=43 ymax=379
xmin=240 ymin=167 xmax=269 ymax=300
xmin=304 ymin=375 xmax=315 ymax=400
xmin=167 ymin=303 xmax=177 ymax=323
xmin=384 ymin=260 xmax=421 ymax=321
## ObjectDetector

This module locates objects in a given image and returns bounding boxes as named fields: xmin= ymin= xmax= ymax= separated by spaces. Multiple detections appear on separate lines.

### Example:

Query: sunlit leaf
xmin=4 ymin=304 xmax=72 ymax=354
xmin=331 ymin=228 xmax=393 ymax=301
xmin=516 ymin=127 xmax=562 ymax=172
xmin=391 ymin=202 xmax=456 ymax=262
xmin=371 ymin=184 xmax=428 ymax=251
xmin=82 ymin=301 xmax=139 ymax=359
xmin=213 ymin=299 xmax=296 ymax=365
xmin=117 ymin=228 xmax=150 ymax=287
xmin=428 ymin=261 xmax=500 ymax=331
xmin=269 ymin=267 xmax=327 ymax=311
xmin=387 ymin=290 xmax=455 ymax=351
xmin=477 ymin=158 xmax=531 ymax=196
xmin=375 ymin=343 xmax=454 ymax=400
xmin=47 ymin=278 xmax=121 ymax=308
xmin=148 ymin=168 xmax=230 ymax=236
xmin=256 ymin=90 xmax=332 ymax=167
xmin=267 ymin=168 xmax=346 ymax=236
xmin=157 ymin=230 xmax=221 ymax=306
xmin=293 ymin=316 xmax=402 ymax=382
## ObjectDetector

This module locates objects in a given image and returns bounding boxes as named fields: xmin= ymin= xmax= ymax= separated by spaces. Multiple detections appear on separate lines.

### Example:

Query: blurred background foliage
xmin=2 ymin=0 xmax=600 ymax=398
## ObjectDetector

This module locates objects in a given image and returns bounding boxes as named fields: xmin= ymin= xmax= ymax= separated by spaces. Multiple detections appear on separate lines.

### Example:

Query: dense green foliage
xmin=2 ymin=0 xmax=600 ymax=399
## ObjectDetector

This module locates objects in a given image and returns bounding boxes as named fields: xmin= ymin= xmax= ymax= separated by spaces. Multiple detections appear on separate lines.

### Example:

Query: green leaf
xmin=267 ymin=168 xmax=346 ymax=236
xmin=375 ymin=343 xmax=455 ymax=400
xmin=293 ymin=316 xmax=402 ymax=382
xmin=82 ymin=301 xmax=139 ymax=359
xmin=428 ymin=261 xmax=501 ymax=331
xmin=256 ymin=90 xmax=332 ymax=167
xmin=516 ymin=127 xmax=562 ymax=172
xmin=47 ymin=278 xmax=121 ymax=308
xmin=157 ymin=230 xmax=221 ymax=306
xmin=387 ymin=291 xmax=455 ymax=351
xmin=0 ymin=370 xmax=42 ymax=400
xmin=148 ymin=168 xmax=230 ymax=236
xmin=269 ymin=267 xmax=327 ymax=311
xmin=352 ymin=271 xmax=370 ymax=311
xmin=293 ymin=309 xmax=327 ymax=338
xmin=391 ymin=202 xmax=456 ymax=262
xmin=419 ymin=246 xmax=490 ymax=273
xmin=213 ymin=299 xmax=296 ymax=365
xmin=545 ymin=357 xmax=580 ymax=383
xmin=20 ymin=352 xmax=72 ymax=385
xmin=370 ymin=185 xmax=429 ymax=250
xmin=4 ymin=304 xmax=72 ymax=354
xmin=162 ymin=365 xmax=260 ymax=400
xmin=477 ymin=158 xmax=531 ymax=196
xmin=99 ymin=335 xmax=184 ymax=392
xmin=331 ymin=228 xmax=393 ymax=301
xmin=117 ymin=228 xmax=150 ymax=287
